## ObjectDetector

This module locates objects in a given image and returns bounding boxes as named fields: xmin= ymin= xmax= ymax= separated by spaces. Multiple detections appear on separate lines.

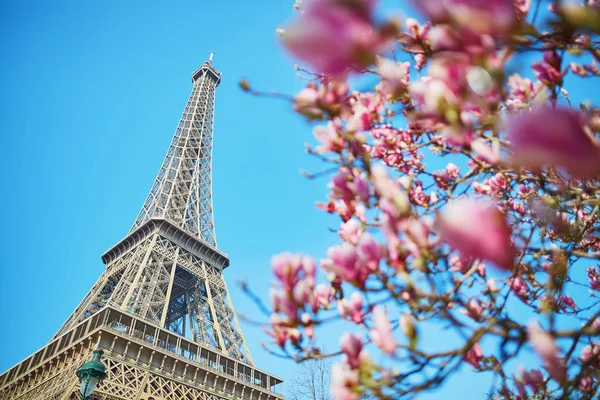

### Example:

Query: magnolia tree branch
xmin=247 ymin=0 xmax=600 ymax=399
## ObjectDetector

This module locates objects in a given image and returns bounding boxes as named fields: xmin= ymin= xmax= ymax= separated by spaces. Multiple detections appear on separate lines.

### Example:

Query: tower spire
xmin=130 ymin=58 xmax=221 ymax=247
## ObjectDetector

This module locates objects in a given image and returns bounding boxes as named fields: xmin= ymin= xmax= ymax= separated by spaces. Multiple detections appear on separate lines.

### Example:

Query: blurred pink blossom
xmin=282 ymin=0 xmax=385 ymax=75
xmin=528 ymin=322 xmax=565 ymax=381
xmin=464 ymin=342 xmax=484 ymax=368
xmin=505 ymin=107 xmax=600 ymax=178
xmin=340 ymin=333 xmax=363 ymax=368
xmin=580 ymin=342 xmax=600 ymax=368
xmin=438 ymin=198 xmax=514 ymax=269
xmin=337 ymin=292 xmax=365 ymax=323
xmin=339 ymin=219 xmax=363 ymax=245
xmin=464 ymin=298 xmax=484 ymax=321
xmin=370 ymin=306 xmax=398 ymax=355
xmin=330 ymin=362 xmax=360 ymax=400
xmin=411 ymin=0 xmax=517 ymax=36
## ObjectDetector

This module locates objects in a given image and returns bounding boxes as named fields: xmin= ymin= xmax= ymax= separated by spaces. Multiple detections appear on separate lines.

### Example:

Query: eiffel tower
xmin=0 ymin=55 xmax=283 ymax=400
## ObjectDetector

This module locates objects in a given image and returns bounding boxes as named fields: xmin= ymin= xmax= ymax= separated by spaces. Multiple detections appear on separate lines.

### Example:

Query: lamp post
xmin=76 ymin=349 xmax=107 ymax=400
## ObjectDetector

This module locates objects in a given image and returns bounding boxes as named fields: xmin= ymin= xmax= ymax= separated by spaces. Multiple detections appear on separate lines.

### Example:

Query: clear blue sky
xmin=2 ymin=1 xmax=596 ymax=399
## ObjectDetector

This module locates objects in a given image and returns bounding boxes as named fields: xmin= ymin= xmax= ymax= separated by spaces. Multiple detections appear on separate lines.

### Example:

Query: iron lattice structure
xmin=0 ymin=56 xmax=284 ymax=400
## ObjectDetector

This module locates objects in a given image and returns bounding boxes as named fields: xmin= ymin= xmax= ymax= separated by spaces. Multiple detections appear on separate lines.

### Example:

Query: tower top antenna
xmin=209 ymin=51 xmax=214 ymax=61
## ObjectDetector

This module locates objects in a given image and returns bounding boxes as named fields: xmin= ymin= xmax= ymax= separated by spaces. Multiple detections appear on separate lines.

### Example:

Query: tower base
xmin=0 ymin=307 xmax=283 ymax=400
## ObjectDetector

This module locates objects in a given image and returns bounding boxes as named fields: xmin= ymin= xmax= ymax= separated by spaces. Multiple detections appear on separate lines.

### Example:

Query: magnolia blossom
xmin=528 ymin=322 xmax=565 ymax=381
xmin=323 ymin=243 xmax=372 ymax=287
xmin=412 ymin=0 xmax=517 ymax=35
xmin=588 ymin=267 xmax=600 ymax=291
xmin=294 ymin=86 xmax=322 ymax=118
xmin=337 ymin=292 xmax=365 ymax=323
xmin=438 ymin=198 xmax=514 ymax=269
xmin=274 ymin=253 xmax=316 ymax=284
xmin=464 ymin=342 xmax=483 ymax=368
xmin=370 ymin=306 xmax=398 ymax=355
xmin=330 ymin=362 xmax=360 ymax=400
xmin=282 ymin=0 xmax=385 ymax=75
xmin=580 ymin=342 xmax=600 ymax=368
xmin=339 ymin=219 xmax=363 ymax=245
xmin=505 ymin=107 xmax=600 ymax=177
xmin=313 ymin=284 xmax=332 ymax=310
xmin=340 ymin=333 xmax=363 ymax=368
xmin=509 ymin=276 xmax=529 ymax=301
xmin=464 ymin=298 xmax=484 ymax=321
xmin=357 ymin=233 xmax=382 ymax=271
xmin=531 ymin=51 xmax=563 ymax=87
xmin=377 ymin=58 xmax=410 ymax=97
xmin=514 ymin=367 xmax=544 ymax=396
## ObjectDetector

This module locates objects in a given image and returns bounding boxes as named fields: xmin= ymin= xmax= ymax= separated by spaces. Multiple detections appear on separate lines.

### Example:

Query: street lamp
xmin=76 ymin=349 xmax=107 ymax=400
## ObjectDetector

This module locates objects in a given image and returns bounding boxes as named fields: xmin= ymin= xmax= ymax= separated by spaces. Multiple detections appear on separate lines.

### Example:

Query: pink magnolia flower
xmin=471 ymin=138 xmax=500 ymax=164
xmin=346 ymin=92 xmax=384 ymax=132
xmin=282 ymin=0 xmax=385 ymax=75
xmin=559 ymin=295 xmax=576 ymax=310
xmin=464 ymin=298 xmax=484 ymax=322
xmin=357 ymin=233 xmax=382 ymax=271
xmin=325 ymin=243 xmax=358 ymax=274
xmin=445 ymin=162 xmax=460 ymax=179
xmin=472 ymin=181 xmax=492 ymax=195
xmin=338 ymin=292 xmax=365 ymax=323
xmin=370 ymin=306 xmax=398 ymax=355
xmin=371 ymin=165 xmax=410 ymax=220
xmin=272 ymin=253 xmax=315 ymax=290
xmin=313 ymin=284 xmax=332 ymax=310
xmin=314 ymin=122 xmax=344 ymax=154
xmin=505 ymin=107 xmax=600 ymax=177
xmin=464 ymin=342 xmax=484 ymax=368
xmin=272 ymin=288 xmax=299 ymax=321
xmin=447 ymin=0 xmax=517 ymax=36
xmin=410 ymin=0 xmax=449 ymax=22
xmin=531 ymin=51 xmax=563 ymax=87
xmin=580 ymin=342 xmax=600 ymax=368
xmin=522 ymin=368 xmax=544 ymax=393
xmin=528 ymin=322 xmax=565 ymax=381
xmin=433 ymin=163 xmax=460 ymax=189
xmin=339 ymin=219 xmax=363 ymax=245
xmin=438 ymin=198 xmax=514 ymax=269
xmin=488 ymin=173 xmax=507 ymax=192
xmin=579 ymin=376 xmax=595 ymax=394
xmin=570 ymin=62 xmax=588 ymax=77
xmin=514 ymin=367 xmax=544 ymax=395
xmin=324 ymin=243 xmax=371 ymax=287
xmin=508 ymin=276 xmax=529 ymax=301
xmin=377 ymin=58 xmax=410 ymax=97
xmin=294 ymin=85 xmax=322 ymax=118
xmin=301 ymin=313 xmax=315 ymax=339
xmin=411 ymin=0 xmax=517 ymax=36
xmin=265 ymin=314 xmax=289 ymax=348
xmin=340 ymin=333 xmax=363 ymax=368
xmin=329 ymin=167 xmax=370 ymax=204
xmin=409 ymin=76 xmax=460 ymax=114
xmin=587 ymin=266 xmax=600 ymax=291
xmin=330 ymin=362 xmax=360 ymax=400
xmin=507 ymin=74 xmax=536 ymax=104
